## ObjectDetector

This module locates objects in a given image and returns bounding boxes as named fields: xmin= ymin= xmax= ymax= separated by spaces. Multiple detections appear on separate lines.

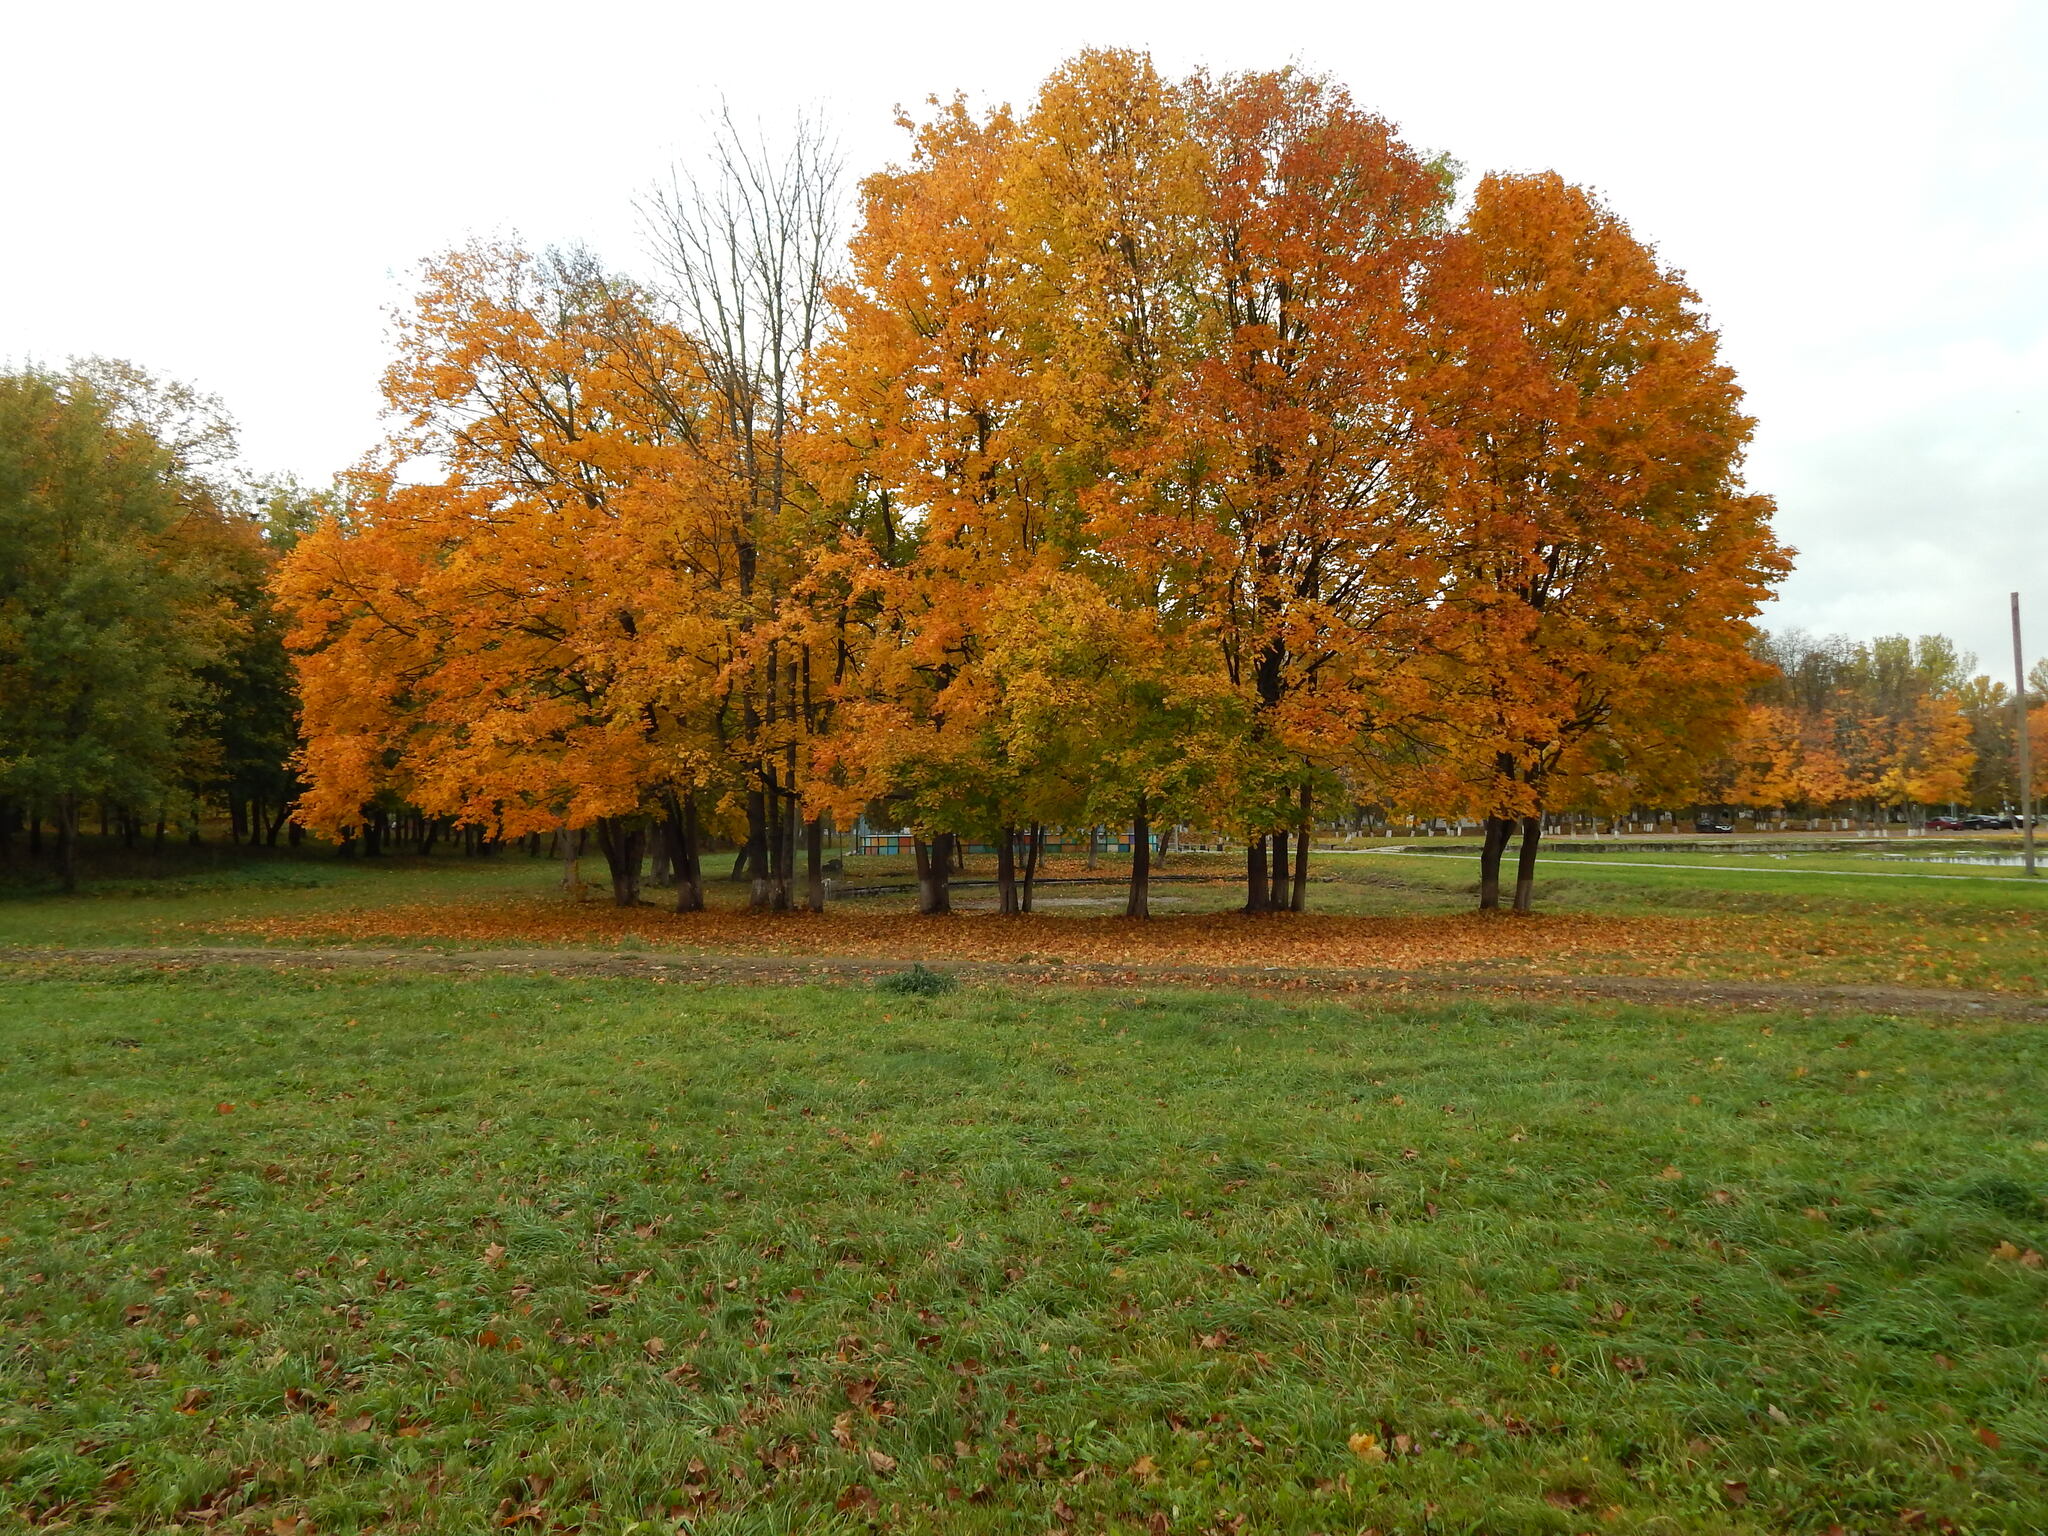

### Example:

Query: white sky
xmin=12 ymin=0 xmax=2045 ymax=676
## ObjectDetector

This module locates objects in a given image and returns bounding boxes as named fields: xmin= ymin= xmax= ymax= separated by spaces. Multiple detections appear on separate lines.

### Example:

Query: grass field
xmin=3 ymin=835 xmax=2041 ymax=997
xmin=5 ymin=964 xmax=2047 ymax=1533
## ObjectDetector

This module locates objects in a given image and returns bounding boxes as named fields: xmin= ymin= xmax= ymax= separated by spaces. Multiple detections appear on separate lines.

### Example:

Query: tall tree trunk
xmin=559 ymin=824 xmax=585 ymax=895
xmin=1021 ymin=822 xmax=1042 ymax=913
xmin=266 ymin=801 xmax=290 ymax=846
xmin=1087 ymin=825 xmax=1099 ymax=870
xmin=996 ymin=824 xmax=1019 ymax=915
xmin=659 ymin=790 xmax=705 ymax=912
xmin=1245 ymin=835 xmax=1268 ymax=913
xmin=1290 ymin=784 xmax=1311 ymax=912
xmin=1478 ymin=815 xmax=1511 ymax=911
xmin=1126 ymin=797 xmax=1151 ymax=918
xmin=1269 ymin=829 xmax=1288 ymax=912
xmin=229 ymin=798 xmax=246 ymax=845
xmin=805 ymin=818 xmax=824 ymax=913
xmin=747 ymin=785 xmax=771 ymax=909
xmin=1512 ymin=815 xmax=1542 ymax=914
xmin=916 ymin=834 xmax=953 ymax=915
xmin=594 ymin=816 xmax=645 ymax=908
xmin=154 ymin=811 xmax=166 ymax=854
xmin=648 ymin=820 xmax=673 ymax=887
xmin=56 ymin=794 xmax=79 ymax=892
xmin=779 ymin=794 xmax=798 ymax=911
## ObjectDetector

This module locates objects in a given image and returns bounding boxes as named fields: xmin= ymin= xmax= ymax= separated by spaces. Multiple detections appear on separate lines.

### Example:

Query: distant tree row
xmin=0 ymin=361 xmax=315 ymax=887
xmin=1712 ymin=631 xmax=2047 ymax=822
xmin=273 ymin=50 xmax=1787 ymax=917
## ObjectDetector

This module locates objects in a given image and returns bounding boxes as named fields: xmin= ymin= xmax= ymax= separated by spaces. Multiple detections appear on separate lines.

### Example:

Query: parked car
xmin=1693 ymin=818 xmax=1735 ymax=834
xmin=1962 ymin=813 xmax=2016 ymax=830
xmin=1926 ymin=816 xmax=1967 ymax=831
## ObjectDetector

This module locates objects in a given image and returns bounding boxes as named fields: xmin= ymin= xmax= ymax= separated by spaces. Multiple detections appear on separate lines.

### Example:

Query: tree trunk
xmin=1512 ymin=815 xmax=1542 ymax=914
xmin=559 ymin=824 xmax=585 ymax=895
xmin=1087 ymin=825 xmax=1099 ymax=870
xmin=1126 ymin=797 xmax=1151 ymax=918
xmin=56 ymin=794 xmax=79 ymax=892
xmin=1245 ymin=835 xmax=1268 ymax=913
xmin=266 ymin=801 xmax=291 ymax=846
xmin=1021 ymin=822 xmax=1042 ymax=913
xmin=915 ymin=834 xmax=953 ymax=915
xmin=996 ymin=824 xmax=1019 ymax=915
xmin=1269 ymin=829 xmax=1288 ymax=912
xmin=805 ymin=818 xmax=824 ymax=913
xmin=747 ymin=785 xmax=772 ymax=909
xmin=594 ymin=816 xmax=645 ymax=908
xmin=154 ymin=811 xmax=167 ymax=854
xmin=1290 ymin=784 xmax=1311 ymax=912
xmin=648 ymin=821 xmax=673 ymax=887
xmin=1478 ymin=815 xmax=1512 ymax=911
xmin=660 ymin=791 xmax=705 ymax=912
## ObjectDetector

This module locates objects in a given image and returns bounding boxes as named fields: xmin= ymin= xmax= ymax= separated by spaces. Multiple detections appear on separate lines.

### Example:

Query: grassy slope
xmin=4 ymin=968 xmax=2045 ymax=1533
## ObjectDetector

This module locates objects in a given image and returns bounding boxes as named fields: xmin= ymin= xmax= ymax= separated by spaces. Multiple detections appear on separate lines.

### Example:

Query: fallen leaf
xmin=1347 ymin=1432 xmax=1386 ymax=1463
xmin=865 ymin=1447 xmax=897 ymax=1475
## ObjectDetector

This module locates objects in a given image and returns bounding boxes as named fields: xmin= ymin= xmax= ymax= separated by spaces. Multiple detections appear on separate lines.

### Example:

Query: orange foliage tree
xmin=1410 ymin=173 xmax=1787 ymax=911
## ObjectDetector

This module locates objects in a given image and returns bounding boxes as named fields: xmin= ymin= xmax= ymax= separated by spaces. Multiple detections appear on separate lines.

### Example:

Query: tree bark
xmin=1512 ymin=815 xmax=1542 ymax=914
xmin=559 ymin=824 xmax=585 ymax=895
xmin=661 ymin=790 xmax=705 ymax=912
xmin=648 ymin=821 xmax=673 ymax=886
xmin=996 ymin=824 xmax=1019 ymax=915
xmin=594 ymin=816 xmax=645 ymax=908
xmin=1126 ymin=797 xmax=1151 ymax=918
xmin=1245 ymin=835 xmax=1268 ymax=913
xmin=805 ymin=817 xmax=824 ymax=913
xmin=1021 ymin=822 xmax=1042 ymax=913
xmin=1269 ymin=829 xmax=1288 ymax=912
xmin=747 ymin=785 xmax=772 ymax=909
xmin=1087 ymin=824 xmax=1099 ymax=870
xmin=915 ymin=834 xmax=953 ymax=915
xmin=1478 ymin=815 xmax=1512 ymax=911
xmin=1290 ymin=784 xmax=1311 ymax=912
xmin=56 ymin=794 xmax=78 ymax=892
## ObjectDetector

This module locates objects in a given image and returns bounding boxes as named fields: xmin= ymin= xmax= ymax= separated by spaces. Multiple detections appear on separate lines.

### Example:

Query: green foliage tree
xmin=0 ymin=366 xmax=228 ymax=886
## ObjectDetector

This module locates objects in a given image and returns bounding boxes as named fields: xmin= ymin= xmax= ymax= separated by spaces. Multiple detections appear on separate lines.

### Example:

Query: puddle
xmin=1860 ymin=853 xmax=2033 ymax=867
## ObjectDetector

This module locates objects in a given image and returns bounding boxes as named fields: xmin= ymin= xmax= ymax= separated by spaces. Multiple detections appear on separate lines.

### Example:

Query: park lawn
xmin=3 ymin=968 xmax=2046 ymax=1533
xmin=2 ymin=840 xmax=2043 ymax=995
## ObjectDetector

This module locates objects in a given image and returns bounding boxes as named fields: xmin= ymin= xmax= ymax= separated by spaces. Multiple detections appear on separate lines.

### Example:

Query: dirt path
xmin=3 ymin=944 xmax=2040 ymax=1019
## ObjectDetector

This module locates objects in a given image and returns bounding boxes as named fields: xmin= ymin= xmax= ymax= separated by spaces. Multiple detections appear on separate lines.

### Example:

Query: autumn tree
xmin=1135 ymin=67 xmax=1454 ymax=912
xmin=1412 ymin=173 xmax=1787 ymax=911
xmin=277 ymin=243 xmax=729 ymax=905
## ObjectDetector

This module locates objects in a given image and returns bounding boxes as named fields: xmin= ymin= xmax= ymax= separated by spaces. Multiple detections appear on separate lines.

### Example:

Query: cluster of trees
xmin=1714 ymin=631 xmax=2047 ymax=821
xmin=0 ymin=361 xmax=318 ymax=888
xmin=275 ymin=51 xmax=1788 ymax=917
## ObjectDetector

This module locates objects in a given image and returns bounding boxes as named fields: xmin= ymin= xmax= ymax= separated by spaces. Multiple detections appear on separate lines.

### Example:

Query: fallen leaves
xmin=1990 ymin=1241 xmax=2044 ymax=1267
xmin=219 ymin=898 xmax=1709 ymax=974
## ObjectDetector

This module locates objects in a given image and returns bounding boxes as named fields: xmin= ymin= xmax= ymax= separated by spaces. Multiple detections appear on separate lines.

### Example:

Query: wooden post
xmin=2015 ymin=592 xmax=2037 ymax=877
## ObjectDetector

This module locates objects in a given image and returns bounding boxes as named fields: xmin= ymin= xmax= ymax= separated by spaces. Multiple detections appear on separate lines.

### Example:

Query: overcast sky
xmin=11 ymin=1 xmax=2044 ymax=674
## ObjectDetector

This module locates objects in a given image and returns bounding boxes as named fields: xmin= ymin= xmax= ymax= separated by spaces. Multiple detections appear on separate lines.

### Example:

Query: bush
xmin=877 ymin=963 xmax=957 ymax=998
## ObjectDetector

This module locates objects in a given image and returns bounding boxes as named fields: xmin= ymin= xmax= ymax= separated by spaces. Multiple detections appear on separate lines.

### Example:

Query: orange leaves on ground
xmin=219 ymin=894 xmax=1706 ymax=973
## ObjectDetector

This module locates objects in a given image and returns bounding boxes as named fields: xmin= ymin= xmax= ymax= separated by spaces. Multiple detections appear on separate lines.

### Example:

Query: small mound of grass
xmin=876 ymin=961 xmax=958 ymax=997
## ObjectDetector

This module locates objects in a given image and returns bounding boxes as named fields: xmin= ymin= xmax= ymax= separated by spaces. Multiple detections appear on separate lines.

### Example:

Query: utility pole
xmin=2016 ymin=592 xmax=2037 ymax=877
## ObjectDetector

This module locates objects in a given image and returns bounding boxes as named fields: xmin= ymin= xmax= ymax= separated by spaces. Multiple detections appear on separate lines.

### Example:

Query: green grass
xmin=5 ymin=968 xmax=2046 ymax=1532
